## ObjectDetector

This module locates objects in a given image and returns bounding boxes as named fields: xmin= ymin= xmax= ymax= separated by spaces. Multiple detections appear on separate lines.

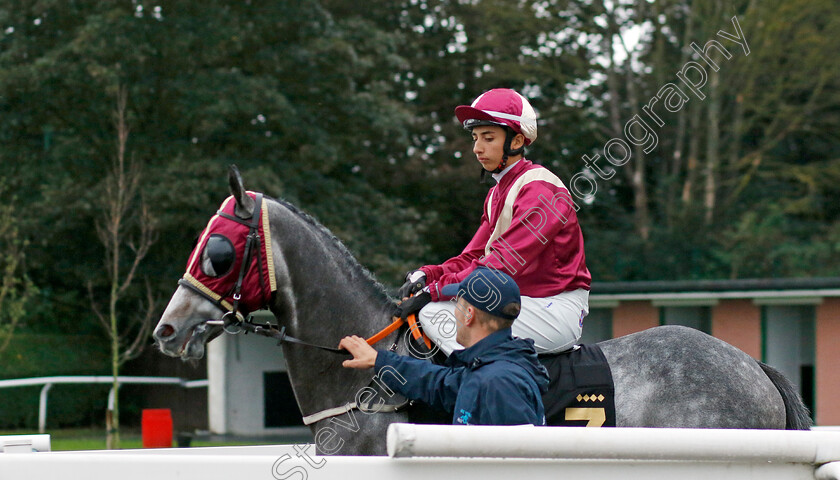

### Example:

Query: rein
xmin=203 ymin=314 xmax=408 ymax=355
xmin=201 ymin=311 xmax=417 ymax=426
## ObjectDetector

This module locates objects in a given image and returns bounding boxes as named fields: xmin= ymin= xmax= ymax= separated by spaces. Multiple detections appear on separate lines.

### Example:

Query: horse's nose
xmin=155 ymin=324 xmax=176 ymax=341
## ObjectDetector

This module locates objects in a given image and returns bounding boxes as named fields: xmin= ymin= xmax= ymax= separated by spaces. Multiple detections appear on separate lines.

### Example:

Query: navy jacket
xmin=374 ymin=328 xmax=550 ymax=425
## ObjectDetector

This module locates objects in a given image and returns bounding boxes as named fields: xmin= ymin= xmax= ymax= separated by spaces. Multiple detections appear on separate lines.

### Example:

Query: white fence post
xmin=38 ymin=384 xmax=52 ymax=434
xmin=107 ymin=386 xmax=117 ymax=411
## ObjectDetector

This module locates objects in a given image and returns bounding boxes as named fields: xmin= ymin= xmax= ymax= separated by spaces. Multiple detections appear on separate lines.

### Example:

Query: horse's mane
xmin=269 ymin=195 xmax=396 ymax=307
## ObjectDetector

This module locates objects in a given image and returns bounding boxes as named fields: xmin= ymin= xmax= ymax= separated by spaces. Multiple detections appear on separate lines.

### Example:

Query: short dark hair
xmin=501 ymin=302 xmax=521 ymax=319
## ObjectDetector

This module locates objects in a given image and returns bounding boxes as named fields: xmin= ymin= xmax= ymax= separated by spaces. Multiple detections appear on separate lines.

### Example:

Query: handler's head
xmin=441 ymin=267 xmax=521 ymax=335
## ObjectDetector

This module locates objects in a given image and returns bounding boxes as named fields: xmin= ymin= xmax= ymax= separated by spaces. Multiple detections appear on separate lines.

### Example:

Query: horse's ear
xmin=228 ymin=164 xmax=255 ymax=218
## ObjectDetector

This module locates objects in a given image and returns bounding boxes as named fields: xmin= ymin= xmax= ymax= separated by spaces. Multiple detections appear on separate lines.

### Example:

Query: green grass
xmin=0 ymin=428 xmax=274 ymax=451
xmin=0 ymin=428 xmax=138 ymax=451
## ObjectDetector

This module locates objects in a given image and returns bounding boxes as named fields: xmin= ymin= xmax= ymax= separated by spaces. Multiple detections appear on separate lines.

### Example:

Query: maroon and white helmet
xmin=455 ymin=88 xmax=538 ymax=145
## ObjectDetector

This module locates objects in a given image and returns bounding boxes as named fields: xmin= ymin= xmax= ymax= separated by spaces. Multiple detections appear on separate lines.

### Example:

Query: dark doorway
xmin=264 ymin=371 xmax=304 ymax=427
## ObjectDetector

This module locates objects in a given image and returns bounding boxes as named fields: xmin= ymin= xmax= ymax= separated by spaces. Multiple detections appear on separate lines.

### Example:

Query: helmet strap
xmin=494 ymin=128 xmax=524 ymax=173
xmin=503 ymin=129 xmax=525 ymax=160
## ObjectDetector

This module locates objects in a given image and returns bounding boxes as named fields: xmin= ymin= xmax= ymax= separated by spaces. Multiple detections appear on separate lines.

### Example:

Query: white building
xmin=207 ymin=312 xmax=302 ymax=435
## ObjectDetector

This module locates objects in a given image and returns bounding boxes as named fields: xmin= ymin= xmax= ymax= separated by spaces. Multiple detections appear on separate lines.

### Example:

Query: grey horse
xmin=154 ymin=167 xmax=811 ymax=456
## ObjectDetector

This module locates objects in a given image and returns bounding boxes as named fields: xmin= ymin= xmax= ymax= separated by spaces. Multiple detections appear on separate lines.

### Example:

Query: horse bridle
xmin=178 ymin=192 xmax=422 ymax=424
xmin=178 ymin=193 xmax=343 ymax=352
xmin=178 ymin=193 xmax=408 ymax=355
xmin=178 ymin=193 xmax=266 ymax=333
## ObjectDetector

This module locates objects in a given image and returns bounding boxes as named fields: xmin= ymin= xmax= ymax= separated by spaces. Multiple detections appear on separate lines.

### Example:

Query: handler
xmin=340 ymin=267 xmax=549 ymax=426
xmin=398 ymin=88 xmax=591 ymax=355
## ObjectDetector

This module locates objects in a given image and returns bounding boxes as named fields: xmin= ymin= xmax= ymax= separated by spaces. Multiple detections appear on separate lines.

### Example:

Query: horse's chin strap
xmin=178 ymin=277 xmax=246 ymax=327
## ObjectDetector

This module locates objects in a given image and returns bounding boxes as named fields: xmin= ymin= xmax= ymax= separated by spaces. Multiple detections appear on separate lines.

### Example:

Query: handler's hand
xmin=339 ymin=335 xmax=378 ymax=369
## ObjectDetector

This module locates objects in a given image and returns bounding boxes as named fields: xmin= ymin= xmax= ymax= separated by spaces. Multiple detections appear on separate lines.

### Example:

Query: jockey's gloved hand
xmin=396 ymin=289 xmax=431 ymax=320
xmin=398 ymin=270 xmax=426 ymax=299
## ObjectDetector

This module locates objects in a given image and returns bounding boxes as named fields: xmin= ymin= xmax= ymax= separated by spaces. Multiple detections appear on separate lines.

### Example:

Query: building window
xmin=580 ymin=308 xmax=613 ymax=344
xmin=660 ymin=306 xmax=711 ymax=334
xmin=263 ymin=372 xmax=304 ymax=427
xmin=762 ymin=305 xmax=816 ymax=418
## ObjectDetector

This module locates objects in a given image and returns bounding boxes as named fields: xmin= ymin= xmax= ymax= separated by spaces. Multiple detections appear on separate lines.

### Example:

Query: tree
xmin=571 ymin=0 xmax=840 ymax=280
xmin=0 ymin=0 xmax=430 ymax=330
xmin=0 ymin=181 xmax=37 ymax=352
xmin=0 ymin=0 xmax=838 ymax=387
xmin=88 ymin=86 xmax=157 ymax=449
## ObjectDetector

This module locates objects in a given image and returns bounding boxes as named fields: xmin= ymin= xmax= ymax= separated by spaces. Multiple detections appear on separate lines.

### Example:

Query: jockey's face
xmin=471 ymin=125 xmax=524 ymax=172
xmin=471 ymin=125 xmax=507 ymax=171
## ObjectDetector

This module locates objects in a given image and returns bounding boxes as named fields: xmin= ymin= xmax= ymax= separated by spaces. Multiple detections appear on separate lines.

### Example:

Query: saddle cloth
xmin=539 ymin=344 xmax=616 ymax=427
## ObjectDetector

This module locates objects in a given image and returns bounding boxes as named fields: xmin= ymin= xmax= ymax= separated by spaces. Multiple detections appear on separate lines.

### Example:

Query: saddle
xmin=539 ymin=345 xmax=616 ymax=427
xmin=405 ymin=323 xmax=617 ymax=427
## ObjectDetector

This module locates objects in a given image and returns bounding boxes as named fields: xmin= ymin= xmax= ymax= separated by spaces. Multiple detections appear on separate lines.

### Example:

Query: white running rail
xmin=1 ymin=425 xmax=839 ymax=479
xmin=0 ymin=376 xmax=208 ymax=433
xmin=386 ymin=423 xmax=840 ymax=462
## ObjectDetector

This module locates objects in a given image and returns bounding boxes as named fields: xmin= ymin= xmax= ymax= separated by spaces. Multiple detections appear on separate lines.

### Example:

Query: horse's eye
xmin=201 ymin=234 xmax=236 ymax=277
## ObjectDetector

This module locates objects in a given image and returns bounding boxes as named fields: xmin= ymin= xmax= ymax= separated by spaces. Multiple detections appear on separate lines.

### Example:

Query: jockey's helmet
xmin=455 ymin=88 xmax=538 ymax=146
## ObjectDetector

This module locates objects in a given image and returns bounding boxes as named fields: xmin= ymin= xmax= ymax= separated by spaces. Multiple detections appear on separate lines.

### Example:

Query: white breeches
xmin=417 ymin=289 xmax=589 ymax=356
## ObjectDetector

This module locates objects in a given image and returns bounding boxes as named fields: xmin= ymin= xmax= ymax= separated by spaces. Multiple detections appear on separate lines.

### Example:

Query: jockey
xmin=397 ymin=88 xmax=591 ymax=356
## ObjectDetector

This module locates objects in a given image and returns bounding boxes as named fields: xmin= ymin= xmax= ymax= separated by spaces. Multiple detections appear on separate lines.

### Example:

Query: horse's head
xmin=154 ymin=165 xmax=277 ymax=359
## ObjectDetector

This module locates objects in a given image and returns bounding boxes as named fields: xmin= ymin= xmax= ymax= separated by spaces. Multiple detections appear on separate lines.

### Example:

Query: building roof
xmin=589 ymin=277 xmax=840 ymax=307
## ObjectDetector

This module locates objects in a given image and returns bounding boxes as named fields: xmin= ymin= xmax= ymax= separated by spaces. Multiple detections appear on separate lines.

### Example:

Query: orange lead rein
xmin=364 ymin=313 xmax=433 ymax=351
xmin=365 ymin=316 xmax=405 ymax=346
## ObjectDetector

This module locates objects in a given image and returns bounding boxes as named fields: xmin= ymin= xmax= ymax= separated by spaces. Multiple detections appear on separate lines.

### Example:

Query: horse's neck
xmin=269 ymin=208 xmax=394 ymax=338
xmin=266 ymin=201 xmax=396 ymax=414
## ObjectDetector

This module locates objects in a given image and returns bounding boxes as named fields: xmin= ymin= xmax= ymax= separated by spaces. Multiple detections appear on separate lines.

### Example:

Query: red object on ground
xmin=142 ymin=409 xmax=173 ymax=448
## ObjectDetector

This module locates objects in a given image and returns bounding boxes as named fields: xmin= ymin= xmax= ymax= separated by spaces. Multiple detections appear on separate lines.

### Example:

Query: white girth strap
xmin=485 ymin=168 xmax=567 ymax=256
xmin=301 ymin=400 xmax=407 ymax=425
xmin=302 ymin=402 xmax=359 ymax=425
